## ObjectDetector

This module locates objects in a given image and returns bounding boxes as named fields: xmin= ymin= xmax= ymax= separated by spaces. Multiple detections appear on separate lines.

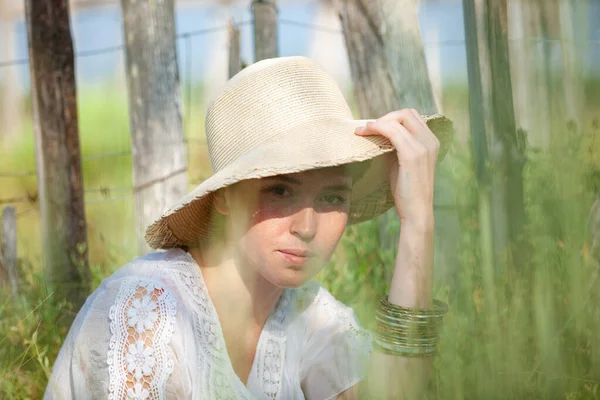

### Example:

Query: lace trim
xmin=169 ymin=268 xmax=247 ymax=398
xmin=108 ymin=278 xmax=178 ymax=400
xmin=252 ymin=289 xmax=292 ymax=399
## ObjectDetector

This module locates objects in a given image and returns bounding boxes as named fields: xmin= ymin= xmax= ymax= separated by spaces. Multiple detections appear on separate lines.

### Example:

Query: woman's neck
xmin=188 ymin=243 xmax=283 ymax=333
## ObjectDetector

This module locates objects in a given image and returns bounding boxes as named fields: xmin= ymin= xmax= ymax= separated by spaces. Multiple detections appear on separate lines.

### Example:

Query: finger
xmin=399 ymin=109 xmax=440 ymax=157
xmin=409 ymin=109 xmax=441 ymax=150
xmin=409 ymin=108 xmax=430 ymax=131
xmin=378 ymin=109 xmax=427 ymax=132
xmin=378 ymin=109 xmax=438 ymax=150
xmin=355 ymin=119 xmax=426 ymax=160
xmin=402 ymin=109 xmax=440 ymax=150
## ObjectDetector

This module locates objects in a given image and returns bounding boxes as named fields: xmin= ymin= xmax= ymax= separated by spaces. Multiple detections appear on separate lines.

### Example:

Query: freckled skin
xmin=221 ymin=167 xmax=352 ymax=289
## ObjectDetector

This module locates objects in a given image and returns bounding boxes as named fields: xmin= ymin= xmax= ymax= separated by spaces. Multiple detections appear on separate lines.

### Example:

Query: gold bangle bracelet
xmin=378 ymin=296 xmax=449 ymax=318
xmin=373 ymin=296 xmax=448 ymax=357
xmin=373 ymin=338 xmax=438 ymax=357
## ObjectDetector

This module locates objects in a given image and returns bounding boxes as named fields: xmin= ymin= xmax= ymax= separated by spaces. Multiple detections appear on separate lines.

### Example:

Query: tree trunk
xmin=25 ymin=0 xmax=90 ymax=310
xmin=335 ymin=0 xmax=437 ymax=116
xmin=558 ymin=0 xmax=585 ymax=129
xmin=121 ymin=0 xmax=188 ymax=254
xmin=535 ymin=0 xmax=569 ymax=139
xmin=334 ymin=0 xmax=461 ymax=287
xmin=252 ymin=0 xmax=278 ymax=61
xmin=508 ymin=0 xmax=543 ymax=147
xmin=510 ymin=0 xmax=585 ymax=148
xmin=463 ymin=0 xmax=527 ymax=273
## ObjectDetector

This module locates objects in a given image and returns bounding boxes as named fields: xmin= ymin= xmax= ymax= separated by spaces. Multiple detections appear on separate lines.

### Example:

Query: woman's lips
xmin=278 ymin=249 xmax=315 ymax=266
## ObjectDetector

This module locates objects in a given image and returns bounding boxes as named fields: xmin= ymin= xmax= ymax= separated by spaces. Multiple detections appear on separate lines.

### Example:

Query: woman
xmin=44 ymin=56 xmax=453 ymax=399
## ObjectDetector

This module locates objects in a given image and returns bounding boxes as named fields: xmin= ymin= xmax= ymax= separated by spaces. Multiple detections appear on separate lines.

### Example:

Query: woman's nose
xmin=290 ymin=206 xmax=317 ymax=241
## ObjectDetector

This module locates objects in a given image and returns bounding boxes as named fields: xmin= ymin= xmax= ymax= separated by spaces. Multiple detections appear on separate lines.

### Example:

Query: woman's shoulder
xmin=298 ymin=282 xmax=372 ymax=364
xmin=68 ymin=248 xmax=195 ymax=334
xmin=294 ymin=281 xmax=358 ymax=325
xmin=96 ymin=248 xmax=195 ymax=295
xmin=105 ymin=248 xmax=194 ymax=280
xmin=49 ymin=250 xmax=192 ymax=399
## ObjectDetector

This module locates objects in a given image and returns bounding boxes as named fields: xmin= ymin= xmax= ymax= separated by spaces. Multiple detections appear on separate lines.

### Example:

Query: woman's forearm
xmin=389 ymin=216 xmax=434 ymax=308
xmin=349 ymin=110 xmax=443 ymax=400
xmin=363 ymin=216 xmax=436 ymax=399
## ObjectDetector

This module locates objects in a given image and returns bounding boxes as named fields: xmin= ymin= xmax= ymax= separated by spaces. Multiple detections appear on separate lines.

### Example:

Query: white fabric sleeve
xmin=43 ymin=276 xmax=189 ymax=400
xmin=300 ymin=289 xmax=373 ymax=400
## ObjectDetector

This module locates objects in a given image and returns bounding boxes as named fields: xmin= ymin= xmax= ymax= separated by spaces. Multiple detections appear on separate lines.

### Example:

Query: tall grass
xmin=1 ymin=83 xmax=599 ymax=398
xmin=321 ymin=118 xmax=600 ymax=399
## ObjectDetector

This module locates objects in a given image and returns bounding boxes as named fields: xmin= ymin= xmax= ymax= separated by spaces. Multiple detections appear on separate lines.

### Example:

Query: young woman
xmin=44 ymin=56 xmax=453 ymax=400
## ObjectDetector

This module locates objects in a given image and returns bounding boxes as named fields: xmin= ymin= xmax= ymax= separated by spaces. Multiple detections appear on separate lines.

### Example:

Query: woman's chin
xmin=263 ymin=266 xmax=317 ymax=289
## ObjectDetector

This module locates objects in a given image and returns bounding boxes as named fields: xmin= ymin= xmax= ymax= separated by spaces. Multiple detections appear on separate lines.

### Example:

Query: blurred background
xmin=1 ymin=0 xmax=599 ymax=398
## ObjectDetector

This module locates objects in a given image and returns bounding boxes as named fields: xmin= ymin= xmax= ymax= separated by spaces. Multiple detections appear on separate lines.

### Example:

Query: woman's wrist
xmin=400 ymin=212 xmax=435 ymax=234
xmin=389 ymin=213 xmax=435 ymax=308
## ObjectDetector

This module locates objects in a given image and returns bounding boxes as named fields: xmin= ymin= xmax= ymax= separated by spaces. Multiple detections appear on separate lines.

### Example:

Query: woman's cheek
xmin=322 ymin=212 xmax=348 ymax=252
xmin=251 ymin=197 xmax=292 ymax=223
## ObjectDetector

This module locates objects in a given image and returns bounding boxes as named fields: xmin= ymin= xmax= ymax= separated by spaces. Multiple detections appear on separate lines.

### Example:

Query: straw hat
xmin=145 ymin=56 xmax=453 ymax=249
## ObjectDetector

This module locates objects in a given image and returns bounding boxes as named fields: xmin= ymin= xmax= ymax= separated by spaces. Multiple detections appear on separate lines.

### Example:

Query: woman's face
xmin=221 ymin=167 xmax=351 ymax=288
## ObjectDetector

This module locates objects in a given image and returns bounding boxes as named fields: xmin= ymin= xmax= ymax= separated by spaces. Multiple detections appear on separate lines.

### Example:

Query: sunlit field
xmin=1 ymin=79 xmax=599 ymax=398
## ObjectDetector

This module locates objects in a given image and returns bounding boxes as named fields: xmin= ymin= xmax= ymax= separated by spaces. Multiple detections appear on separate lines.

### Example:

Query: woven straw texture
xmin=145 ymin=56 xmax=454 ymax=249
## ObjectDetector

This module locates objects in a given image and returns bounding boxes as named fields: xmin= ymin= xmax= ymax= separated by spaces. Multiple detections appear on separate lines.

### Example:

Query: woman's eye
xmin=321 ymin=194 xmax=347 ymax=205
xmin=264 ymin=185 xmax=292 ymax=197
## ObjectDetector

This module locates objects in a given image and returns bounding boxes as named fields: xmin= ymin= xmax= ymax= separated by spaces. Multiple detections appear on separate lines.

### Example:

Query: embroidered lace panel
xmin=108 ymin=278 xmax=177 ymax=400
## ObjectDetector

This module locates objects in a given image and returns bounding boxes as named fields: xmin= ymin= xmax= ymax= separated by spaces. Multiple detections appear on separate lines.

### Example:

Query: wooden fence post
xmin=0 ymin=4 xmax=22 ymax=141
xmin=121 ymin=0 xmax=188 ymax=255
xmin=462 ymin=0 xmax=526 ymax=275
xmin=252 ymin=0 xmax=278 ymax=61
xmin=228 ymin=18 xmax=242 ymax=78
xmin=333 ymin=0 xmax=461 ymax=287
xmin=25 ymin=0 xmax=90 ymax=310
xmin=1 ymin=206 xmax=18 ymax=299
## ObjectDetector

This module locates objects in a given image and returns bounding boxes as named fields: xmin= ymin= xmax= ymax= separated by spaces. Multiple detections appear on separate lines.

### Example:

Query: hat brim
xmin=145 ymin=114 xmax=453 ymax=249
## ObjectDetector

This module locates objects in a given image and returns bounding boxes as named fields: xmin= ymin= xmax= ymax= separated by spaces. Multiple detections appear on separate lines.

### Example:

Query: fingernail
xmin=355 ymin=126 xmax=364 ymax=134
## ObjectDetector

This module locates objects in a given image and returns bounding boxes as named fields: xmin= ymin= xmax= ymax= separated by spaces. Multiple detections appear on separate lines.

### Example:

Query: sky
xmin=0 ymin=0 xmax=598 ymax=93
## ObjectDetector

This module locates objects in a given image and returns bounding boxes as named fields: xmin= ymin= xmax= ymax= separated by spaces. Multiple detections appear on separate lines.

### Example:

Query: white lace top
xmin=44 ymin=248 xmax=372 ymax=400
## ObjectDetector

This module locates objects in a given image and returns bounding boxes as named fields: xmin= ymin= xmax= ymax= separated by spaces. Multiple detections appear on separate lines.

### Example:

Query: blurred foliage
xmin=320 ymin=110 xmax=600 ymax=399
xmin=0 ymin=80 xmax=599 ymax=398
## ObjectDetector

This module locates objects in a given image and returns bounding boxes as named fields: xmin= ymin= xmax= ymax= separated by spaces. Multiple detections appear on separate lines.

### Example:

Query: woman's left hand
xmin=354 ymin=109 xmax=439 ymax=230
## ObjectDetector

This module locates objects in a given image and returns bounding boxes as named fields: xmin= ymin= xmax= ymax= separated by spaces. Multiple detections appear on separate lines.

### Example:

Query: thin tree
xmin=25 ymin=0 xmax=90 ymax=311
xmin=121 ymin=0 xmax=188 ymax=254
xmin=463 ymin=0 xmax=527 ymax=275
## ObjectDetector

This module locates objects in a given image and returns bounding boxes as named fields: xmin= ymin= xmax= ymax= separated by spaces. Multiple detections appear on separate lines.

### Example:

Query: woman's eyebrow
xmin=264 ymin=175 xmax=302 ymax=184
xmin=264 ymin=175 xmax=351 ymax=191
xmin=324 ymin=184 xmax=352 ymax=192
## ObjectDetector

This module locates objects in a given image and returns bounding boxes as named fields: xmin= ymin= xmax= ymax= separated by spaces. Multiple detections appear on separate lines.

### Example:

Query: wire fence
xmin=0 ymin=17 xmax=596 ymax=217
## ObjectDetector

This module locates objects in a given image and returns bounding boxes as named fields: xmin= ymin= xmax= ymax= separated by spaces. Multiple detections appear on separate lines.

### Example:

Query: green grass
xmin=1 ymin=82 xmax=599 ymax=399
